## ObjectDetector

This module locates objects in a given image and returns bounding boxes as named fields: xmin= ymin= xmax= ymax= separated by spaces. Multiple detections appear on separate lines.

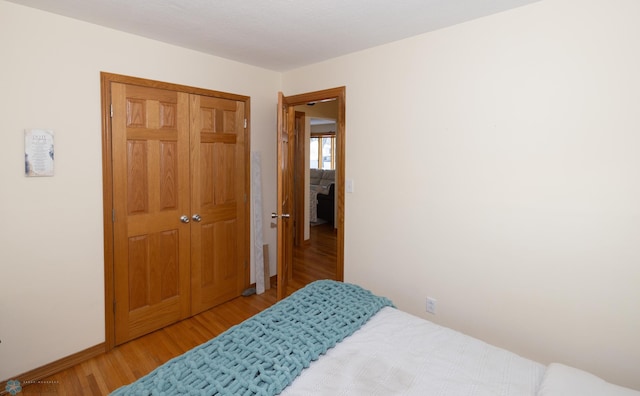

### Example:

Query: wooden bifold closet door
xmin=109 ymin=80 xmax=247 ymax=345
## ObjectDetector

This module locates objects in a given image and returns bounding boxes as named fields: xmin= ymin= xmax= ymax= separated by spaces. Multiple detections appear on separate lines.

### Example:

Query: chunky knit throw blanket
xmin=111 ymin=280 xmax=394 ymax=396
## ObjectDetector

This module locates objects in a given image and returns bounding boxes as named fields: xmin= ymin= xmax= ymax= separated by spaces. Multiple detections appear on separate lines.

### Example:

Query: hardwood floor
xmin=20 ymin=223 xmax=337 ymax=395
xmin=29 ymin=291 xmax=276 ymax=395
xmin=288 ymin=222 xmax=338 ymax=294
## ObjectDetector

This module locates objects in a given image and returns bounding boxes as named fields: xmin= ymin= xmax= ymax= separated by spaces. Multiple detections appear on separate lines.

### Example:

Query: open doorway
xmin=291 ymin=102 xmax=338 ymax=291
xmin=295 ymin=101 xmax=338 ymax=240
xmin=276 ymin=87 xmax=345 ymax=297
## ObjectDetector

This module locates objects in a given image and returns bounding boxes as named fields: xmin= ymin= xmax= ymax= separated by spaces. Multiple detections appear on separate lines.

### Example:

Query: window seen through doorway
xmin=310 ymin=135 xmax=335 ymax=169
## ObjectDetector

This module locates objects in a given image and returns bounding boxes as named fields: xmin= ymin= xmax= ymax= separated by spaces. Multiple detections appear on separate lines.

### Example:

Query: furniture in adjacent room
xmin=309 ymin=168 xmax=335 ymax=225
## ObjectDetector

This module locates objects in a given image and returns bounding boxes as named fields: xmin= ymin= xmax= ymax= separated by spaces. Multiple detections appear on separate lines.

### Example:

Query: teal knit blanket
xmin=111 ymin=280 xmax=394 ymax=396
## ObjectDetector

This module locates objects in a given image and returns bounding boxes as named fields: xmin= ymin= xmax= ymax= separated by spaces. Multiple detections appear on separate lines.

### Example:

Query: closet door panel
xmin=190 ymin=95 xmax=246 ymax=314
xmin=112 ymin=83 xmax=191 ymax=345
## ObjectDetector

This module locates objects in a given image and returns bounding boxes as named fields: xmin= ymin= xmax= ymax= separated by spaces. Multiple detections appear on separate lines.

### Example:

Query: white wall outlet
xmin=426 ymin=297 xmax=437 ymax=314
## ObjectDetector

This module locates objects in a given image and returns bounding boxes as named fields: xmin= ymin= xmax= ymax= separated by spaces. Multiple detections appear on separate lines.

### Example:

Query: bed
xmin=111 ymin=280 xmax=639 ymax=396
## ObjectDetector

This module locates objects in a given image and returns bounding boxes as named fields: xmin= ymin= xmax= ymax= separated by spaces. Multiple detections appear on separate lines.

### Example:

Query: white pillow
xmin=537 ymin=363 xmax=640 ymax=396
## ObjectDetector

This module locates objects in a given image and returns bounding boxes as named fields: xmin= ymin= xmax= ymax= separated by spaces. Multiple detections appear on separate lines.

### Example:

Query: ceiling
xmin=7 ymin=0 xmax=539 ymax=72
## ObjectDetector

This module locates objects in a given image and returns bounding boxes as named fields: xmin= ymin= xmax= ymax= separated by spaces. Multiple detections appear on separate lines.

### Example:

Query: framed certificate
xmin=25 ymin=129 xmax=55 ymax=177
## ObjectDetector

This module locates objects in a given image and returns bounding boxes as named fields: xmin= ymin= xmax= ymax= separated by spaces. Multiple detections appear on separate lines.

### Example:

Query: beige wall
xmin=0 ymin=0 xmax=280 ymax=381
xmin=2 ymin=0 xmax=640 ymax=391
xmin=284 ymin=0 xmax=640 ymax=390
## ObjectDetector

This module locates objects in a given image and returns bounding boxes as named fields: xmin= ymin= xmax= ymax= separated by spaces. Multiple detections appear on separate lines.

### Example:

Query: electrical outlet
xmin=426 ymin=297 xmax=437 ymax=314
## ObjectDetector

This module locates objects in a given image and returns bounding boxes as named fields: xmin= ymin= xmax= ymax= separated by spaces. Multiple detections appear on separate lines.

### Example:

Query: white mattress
xmin=280 ymin=306 xmax=545 ymax=395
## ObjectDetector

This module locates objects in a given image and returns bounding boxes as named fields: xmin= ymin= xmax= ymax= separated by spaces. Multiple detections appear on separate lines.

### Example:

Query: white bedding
xmin=281 ymin=307 xmax=545 ymax=395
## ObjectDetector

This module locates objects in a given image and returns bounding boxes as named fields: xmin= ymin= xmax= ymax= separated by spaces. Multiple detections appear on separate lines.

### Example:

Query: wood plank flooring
xmin=289 ymin=222 xmax=338 ymax=294
xmin=22 ymin=222 xmax=336 ymax=395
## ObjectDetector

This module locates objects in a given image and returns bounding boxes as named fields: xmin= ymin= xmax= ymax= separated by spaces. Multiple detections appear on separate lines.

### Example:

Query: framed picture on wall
xmin=25 ymin=129 xmax=54 ymax=177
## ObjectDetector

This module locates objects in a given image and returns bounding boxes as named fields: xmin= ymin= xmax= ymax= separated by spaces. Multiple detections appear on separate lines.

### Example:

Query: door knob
xmin=192 ymin=214 xmax=202 ymax=222
xmin=180 ymin=215 xmax=190 ymax=223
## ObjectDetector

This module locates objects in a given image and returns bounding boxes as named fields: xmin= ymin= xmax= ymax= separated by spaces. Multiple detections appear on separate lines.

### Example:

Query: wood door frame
xmin=282 ymin=87 xmax=345 ymax=284
xmin=100 ymin=72 xmax=251 ymax=350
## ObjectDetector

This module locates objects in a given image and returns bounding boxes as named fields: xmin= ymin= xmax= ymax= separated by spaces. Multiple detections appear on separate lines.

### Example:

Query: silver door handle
xmin=271 ymin=212 xmax=290 ymax=219
xmin=192 ymin=214 xmax=202 ymax=222
xmin=180 ymin=215 xmax=190 ymax=223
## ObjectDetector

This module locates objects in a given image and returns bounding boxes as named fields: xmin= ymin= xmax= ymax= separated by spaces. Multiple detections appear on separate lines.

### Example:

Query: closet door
xmin=111 ymin=83 xmax=192 ymax=344
xmin=190 ymin=95 xmax=246 ymax=314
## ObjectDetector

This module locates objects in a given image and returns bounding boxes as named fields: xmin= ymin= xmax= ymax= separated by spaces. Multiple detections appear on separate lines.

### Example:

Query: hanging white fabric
xmin=251 ymin=151 xmax=265 ymax=294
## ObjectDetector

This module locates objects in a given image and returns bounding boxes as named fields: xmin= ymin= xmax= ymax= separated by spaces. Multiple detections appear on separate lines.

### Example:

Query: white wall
xmin=310 ymin=123 xmax=337 ymax=134
xmin=284 ymin=0 xmax=640 ymax=390
xmin=0 ymin=1 xmax=279 ymax=381
xmin=3 ymin=0 xmax=640 ymax=391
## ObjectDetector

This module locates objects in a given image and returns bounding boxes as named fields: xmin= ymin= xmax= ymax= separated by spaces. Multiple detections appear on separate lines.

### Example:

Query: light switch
xmin=346 ymin=179 xmax=354 ymax=193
